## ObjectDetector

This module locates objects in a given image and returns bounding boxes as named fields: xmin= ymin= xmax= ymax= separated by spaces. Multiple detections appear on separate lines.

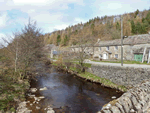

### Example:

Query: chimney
xmin=97 ymin=38 xmax=101 ymax=43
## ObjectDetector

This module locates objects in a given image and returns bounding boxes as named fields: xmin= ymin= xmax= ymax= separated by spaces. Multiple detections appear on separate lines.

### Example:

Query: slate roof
xmin=44 ymin=44 xmax=57 ymax=50
xmin=132 ymin=46 xmax=150 ymax=54
xmin=95 ymin=34 xmax=150 ymax=47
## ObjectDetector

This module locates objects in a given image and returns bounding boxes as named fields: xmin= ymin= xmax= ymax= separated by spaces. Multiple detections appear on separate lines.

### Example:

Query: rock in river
xmin=39 ymin=87 xmax=48 ymax=91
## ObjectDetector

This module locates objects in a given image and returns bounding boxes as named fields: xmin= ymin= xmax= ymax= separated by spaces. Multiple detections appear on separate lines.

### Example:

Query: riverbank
xmin=0 ymin=69 xmax=30 ymax=112
xmin=52 ymin=62 xmax=127 ymax=92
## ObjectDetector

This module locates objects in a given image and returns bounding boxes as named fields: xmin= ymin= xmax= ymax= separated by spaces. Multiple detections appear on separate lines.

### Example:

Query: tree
xmin=145 ymin=11 xmax=150 ymax=24
xmin=1 ymin=19 xmax=45 ymax=78
xmin=135 ymin=22 xmax=142 ymax=34
xmin=57 ymin=35 xmax=61 ymax=46
xmin=64 ymin=35 xmax=69 ymax=46
xmin=134 ymin=9 xmax=139 ymax=18
xmin=131 ymin=20 xmax=136 ymax=34
xmin=70 ymin=32 xmax=93 ymax=72
xmin=116 ymin=22 xmax=120 ymax=30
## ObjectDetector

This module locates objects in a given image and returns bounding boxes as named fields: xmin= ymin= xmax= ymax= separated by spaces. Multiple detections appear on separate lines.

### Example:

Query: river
xmin=26 ymin=64 xmax=123 ymax=113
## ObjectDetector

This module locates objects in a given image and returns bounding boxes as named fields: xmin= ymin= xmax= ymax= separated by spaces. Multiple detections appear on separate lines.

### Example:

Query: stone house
xmin=44 ymin=44 xmax=59 ymax=58
xmin=70 ymin=44 xmax=94 ymax=57
xmin=94 ymin=34 xmax=150 ymax=62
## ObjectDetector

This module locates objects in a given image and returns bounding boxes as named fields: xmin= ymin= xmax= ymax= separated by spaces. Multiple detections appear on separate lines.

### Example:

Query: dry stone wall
xmin=89 ymin=64 xmax=150 ymax=87
xmin=99 ymin=79 xmax=150 ymax=113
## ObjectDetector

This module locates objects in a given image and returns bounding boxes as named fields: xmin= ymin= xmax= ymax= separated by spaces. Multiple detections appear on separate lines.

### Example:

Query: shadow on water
xmin=26 ymin=64 xmax=123 ymax=113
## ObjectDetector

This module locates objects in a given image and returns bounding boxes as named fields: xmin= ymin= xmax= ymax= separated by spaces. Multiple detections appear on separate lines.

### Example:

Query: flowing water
xmin=26 ymin=64 xmax=123 ymax=113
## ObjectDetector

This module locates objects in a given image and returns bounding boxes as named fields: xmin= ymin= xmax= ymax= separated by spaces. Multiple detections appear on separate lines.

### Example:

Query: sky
xmin=0 ymin=0 xmax=150 ymax=42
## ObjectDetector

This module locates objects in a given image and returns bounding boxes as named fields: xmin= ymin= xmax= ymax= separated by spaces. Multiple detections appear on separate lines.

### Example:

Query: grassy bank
xmin=52 ymin=61 xmax=127 ymax=92
xmin=78 ymin=72 xmax=127 ymax=92
xmin=0 ymin=69 xmax=30 ymax=112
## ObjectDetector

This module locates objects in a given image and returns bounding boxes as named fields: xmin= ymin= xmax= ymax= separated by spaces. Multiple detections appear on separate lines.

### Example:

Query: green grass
xmin=79 ymin=72 xmax=127 ymax=92
xmin=73 ymin=62 xmax=92 ymax=68
xmin=92 ymin=60 xmax=150 ymax=65
xmin=0 ymin=69 xmax=30 ymax=112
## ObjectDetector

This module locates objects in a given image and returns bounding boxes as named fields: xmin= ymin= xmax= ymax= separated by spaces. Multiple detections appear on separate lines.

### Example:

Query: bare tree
xmin=1 ymin=19 xmax=45 ymax=78
xmin=70 ymin=35 xmax=90 ymax=72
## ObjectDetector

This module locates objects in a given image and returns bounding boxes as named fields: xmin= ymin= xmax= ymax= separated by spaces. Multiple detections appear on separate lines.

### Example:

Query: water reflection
xmin=27 ymin=65 xmax=123 ymax=113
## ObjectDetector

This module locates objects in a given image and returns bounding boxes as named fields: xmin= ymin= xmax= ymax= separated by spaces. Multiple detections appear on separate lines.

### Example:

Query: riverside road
xmin=85 ymin=60 xmax=150 ymax=68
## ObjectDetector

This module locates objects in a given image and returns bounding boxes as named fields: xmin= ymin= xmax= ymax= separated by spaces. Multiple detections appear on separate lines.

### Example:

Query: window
xmin=115 ymin=54 xmax=118 ymax=58
xmin=106 ymin=46 xmax=109 ymax=50
xmin=115 ymin=46 xmax=118 ymax=50
xmin=99 ymin=54 xmax=102 ymax=58
xmin=99 ymin=47 xmax=101 ymax=51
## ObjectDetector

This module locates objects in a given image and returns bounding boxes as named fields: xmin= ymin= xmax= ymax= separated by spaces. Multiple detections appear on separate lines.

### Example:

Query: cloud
xmin=13 ymin=0 xmax=50 ymax=5
xmin=74 ymin=18 xmax=87 ymax=24
xmin=0 ymin=12 xmax=9 ymax=28
xmin=54 ymin=24 xmax=69 ymax=30
xmin=0 ymin=0 xmax=150 ymax=35
xmin=93 ymin=0 xmax=150 ymax=16
xmin=0 ymin=33 xmax=6 ymax=46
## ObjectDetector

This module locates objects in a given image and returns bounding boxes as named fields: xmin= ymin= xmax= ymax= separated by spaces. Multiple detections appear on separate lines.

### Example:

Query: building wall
xmin=94 ymin=44 xmax=150 ymax=61
xmin=94 ymin=45 xmax=122 ymax=60
xmin=71 ymin=43 xmax=150 ymax=61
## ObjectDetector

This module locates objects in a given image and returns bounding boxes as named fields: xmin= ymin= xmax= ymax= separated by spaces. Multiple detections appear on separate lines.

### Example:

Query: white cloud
xmin=0 ymin=0 xmax=150 ymax=35
xmin=0 ymin=33 xmax=5 ymax=38
xmin=107 ymin=3 xmax=122 ymax=9
xmin=94 ymin=0 xmax=150 ymax=17
xmin=74 ymin=18 xmax=87 ymax=24
xmin=13 ymin=0 xmax=50 ymax=4
xmin=0 ymin=12 xmax=9 ymax=28
xmin=0 ymin=33 xmax=6 ymax=46
xmin=54 ymin=24 xmax=69 ymax=30
xmin=26 ymin=9 xmax=36 ymax=14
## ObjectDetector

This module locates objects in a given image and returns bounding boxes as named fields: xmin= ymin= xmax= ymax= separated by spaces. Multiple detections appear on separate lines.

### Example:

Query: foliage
xmin=0 ymin=19 xmax=45 ymax=112
xmin=45 ymin=9 xmax=150 ymax=46
xmin=1 ymin=19 xmax=45 ymax=78
xmin=57 ymin=35 xmax=61 ymax=46
xmin=63 ymin=35 xmax=69 ymax=46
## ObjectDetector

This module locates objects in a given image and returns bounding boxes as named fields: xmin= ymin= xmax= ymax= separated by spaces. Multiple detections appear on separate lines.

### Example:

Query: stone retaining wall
xmin=99 ymin=79 xmax=150 ymax=113
xmin=88 ymin=64 xmax=150 ymax=87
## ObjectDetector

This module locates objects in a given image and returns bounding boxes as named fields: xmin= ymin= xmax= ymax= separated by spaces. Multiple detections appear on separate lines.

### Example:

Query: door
xmin=134 ymin=54 xmax=143 ymax=62
xmin=103 ymin=53 xmax=107 ymax=59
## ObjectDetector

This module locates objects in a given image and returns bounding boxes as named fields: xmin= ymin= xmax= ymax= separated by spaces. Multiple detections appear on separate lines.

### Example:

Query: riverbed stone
xmin=39 ymin=87 xmax=48 ymax=91
xmin=28 ymin=94 xmax=35 ymax=98
xmin=38 ymin=96 xmax=45 ymax=99
xmin=36 ymin=106 xmax=40 ymax=109
xmin=30 ymin=88 xmax=37 ymax=93
xmin=111 ymin=96 xmax=116 ymax=99
xmin=47 ymin=109 xmax=55 ymax=113
xmin=16 ymin=101 xmax=31 ymax=113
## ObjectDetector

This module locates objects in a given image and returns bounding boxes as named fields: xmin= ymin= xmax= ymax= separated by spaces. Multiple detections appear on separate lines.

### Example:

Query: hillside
xmin=44 ymin=9 xmax=150 ymax=46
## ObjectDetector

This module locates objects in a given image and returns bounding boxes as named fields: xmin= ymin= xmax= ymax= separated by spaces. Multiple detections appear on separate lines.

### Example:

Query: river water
xmin=26 ymin=64 xmax=123 ymax=113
